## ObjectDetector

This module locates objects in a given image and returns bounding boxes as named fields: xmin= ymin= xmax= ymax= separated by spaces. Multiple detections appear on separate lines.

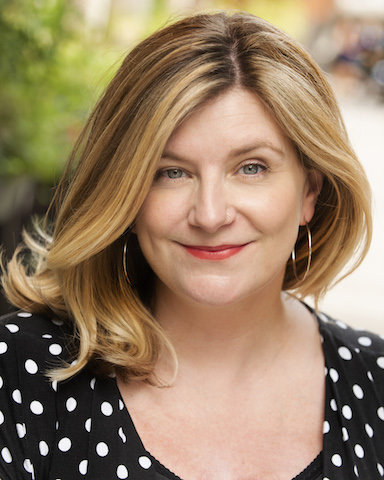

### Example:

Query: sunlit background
xmin=1 ymin=0 xmax=383 ymax=332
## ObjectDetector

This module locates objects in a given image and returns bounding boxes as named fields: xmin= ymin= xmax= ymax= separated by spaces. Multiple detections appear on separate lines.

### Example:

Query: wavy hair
xmin=1 ymin=11 xmax=372 ymax=382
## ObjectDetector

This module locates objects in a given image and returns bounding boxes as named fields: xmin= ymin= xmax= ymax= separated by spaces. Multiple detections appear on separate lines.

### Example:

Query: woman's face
xmin=134 ymin=88 xmax=321 ymax=308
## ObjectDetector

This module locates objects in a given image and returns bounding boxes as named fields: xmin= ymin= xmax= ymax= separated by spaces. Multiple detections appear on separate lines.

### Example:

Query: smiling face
xmin=134 ymin=88 xmax=321 ymax=309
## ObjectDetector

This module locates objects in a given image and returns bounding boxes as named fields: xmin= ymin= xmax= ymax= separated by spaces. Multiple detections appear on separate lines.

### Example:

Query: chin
xmin=183 ymin=280 xmax=249 ymax=308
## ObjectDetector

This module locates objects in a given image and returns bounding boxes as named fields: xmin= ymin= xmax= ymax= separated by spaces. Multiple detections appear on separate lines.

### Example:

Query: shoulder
xmin=315 ymin=312 xmax=384 ymax=473
xmin=0 ymin=309 xmax=70 ymax=338
xmin=317 ymin=311 xmax=384 ymax=360
xmin=0 ymin=310 xmax=73 ymax=362
xmin=0 ymin=310 xmax=74 ymax=404
xmin=0 ymin=312 xmax=85 ymax=478
xmin=317 ymin=311 xmax=384 ymax=395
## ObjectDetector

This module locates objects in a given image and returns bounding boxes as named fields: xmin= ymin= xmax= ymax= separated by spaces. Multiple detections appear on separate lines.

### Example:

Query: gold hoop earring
xmin=291 ymin=223 xmax=312 ymax=283
xmin=122 ymin=241 xmax=132 ymax=286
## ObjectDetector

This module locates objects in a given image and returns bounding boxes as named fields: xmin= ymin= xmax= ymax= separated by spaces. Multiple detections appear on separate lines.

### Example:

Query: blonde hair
xmin=2 ymin=11 xmax=372 ymax=382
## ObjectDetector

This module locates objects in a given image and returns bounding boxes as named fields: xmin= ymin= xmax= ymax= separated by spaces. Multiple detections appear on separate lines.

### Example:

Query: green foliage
xmin=0 ymin=0 xmax=110 ymax=184
xmin=0 ymin=0 xmax=303 ymax=186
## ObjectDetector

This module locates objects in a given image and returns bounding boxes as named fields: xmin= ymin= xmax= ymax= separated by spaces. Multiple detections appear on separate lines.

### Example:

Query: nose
xmin=187 ymin=178 xmax=235 ymax=233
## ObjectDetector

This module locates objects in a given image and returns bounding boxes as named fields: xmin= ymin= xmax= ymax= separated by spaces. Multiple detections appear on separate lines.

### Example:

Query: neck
xmin=152 ymin=282 xmax=304 ymax=385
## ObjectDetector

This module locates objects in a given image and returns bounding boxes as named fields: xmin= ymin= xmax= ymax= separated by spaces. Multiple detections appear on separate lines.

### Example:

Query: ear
xmin=300 ymin=169 xmax=323 ymax=225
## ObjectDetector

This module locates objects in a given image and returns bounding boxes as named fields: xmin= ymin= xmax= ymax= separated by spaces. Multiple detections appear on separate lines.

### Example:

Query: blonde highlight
xmin=1 ymin=11 xmax=372 ymax=383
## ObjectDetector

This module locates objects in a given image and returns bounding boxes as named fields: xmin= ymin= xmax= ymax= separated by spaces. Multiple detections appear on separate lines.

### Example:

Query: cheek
xmin=242 ymin=183 xmax=304 ymax=232
xmin=135 ymin=190 xmax=185 ymax=240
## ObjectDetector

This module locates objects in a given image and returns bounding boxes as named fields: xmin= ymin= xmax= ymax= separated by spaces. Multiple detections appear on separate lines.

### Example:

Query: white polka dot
xmin=118 ymin=427 xmax=127 ymax=443
xmin=336 ymin=320 xmax=347 ymax=329
xmin=79 ymin=459 xmax=88 ymax=475
xmin=117 ymin=464 xmax=129 ymax=479
xmin=354 ymin=444 xmax=364 ymax=458
xmin=119 ymin=399 xmax=124 ymax=410
xmin=52 ymin=318 xmax=64 ymax=326
xmin=66 ymin=397 xmax=77 ymax=412
xmin=0 ymin=376 xmax=3 ymax=389
xmin=319 ymin=312 xmax=329 ymax=322
xmin=378 ymin=463 xmax=384 ymax=476
xmin=18 ymin=312 xmax=32 ymax=318
xmin=23 ymin=458 xmax=33 ymax=473
xmin=96 ymin=442 xmax=109 ymax=457
xmin=331 ymin=454 xmax=343 ymax=467
xmin=51 ymin=380 xmax=58 ymax=392
xmin=85 ymin=418 xmax=92 ymax=432
xmin=358 ymin=336 xmax=372 ymax=347
xmin=342 ymin=427 xmax=349 ymax=441
xmin=101 ymin=401 xmax=113 ymax=416
xmin=90 ymin=378 xmax=96 ymax=390
xmin=58 ymin=437 xmax=71 ymax=452
xmin=39 ymin=441 xmax=49 ymax=456
xmin=338 ymin=346 xmax=352 ymax=360
xmin=323 ymin=421 xmax=330 ymax=434
xmin=378 ymin=407 xmax=384 ymax=421
xmin=329 ymin=368 xmax=339 ymax=382
xmin=330 ymin=398 xmax=337 ymax=411
xmin=0 ymin=342 xmax=8 ymax=354
xmin=353 ymin=384 xmax=364 ymax=399
xmin=368 ymin=371 xmax=374 ymax=382
xmin=365 ymin=423 xmax=374 ymax=438
xmin=342 ymin=405 xmax=353 ymax=420
xmin=354 ymin=465 xmax=359 ymax=477
xmin=0 ymin=411 xmax=4 ymax=425
xmin=377 ymin=357 xmax=384 ymax=369
xmin=30 ymin=400 xmax=44 ymax=415
xmin=25 ymin=359 xmax=38 ymax=374
xmin=16 ymin=423 xmax=26 ymax=438
xmin=5 ymin=324 xmax=19 ymax=333
xmin=1 ymin=447 xmax=12 ymax=463
xmin=49 ymin=344 xmax=63 ymax=355
xmin=12 ymin=389 xmax=22 ymax=404
xmin=42 ymin=334 xmax=52 ymax=339
xmin=139 ymin=456 xmax=152 ymax=469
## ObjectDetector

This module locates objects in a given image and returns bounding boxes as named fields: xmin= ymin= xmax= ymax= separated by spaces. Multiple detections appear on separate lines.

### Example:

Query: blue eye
xmin=157 ymin=168 xmax=185 ymax=179
xmin=240 ymin=163 xmax=264 ymax=175
xmin=166 ymin=169 xmax=183 ymax=178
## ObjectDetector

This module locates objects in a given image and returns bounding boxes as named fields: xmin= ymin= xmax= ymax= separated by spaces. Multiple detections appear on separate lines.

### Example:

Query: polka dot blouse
xmin=1 ymin=309 xmax=384 ymax=479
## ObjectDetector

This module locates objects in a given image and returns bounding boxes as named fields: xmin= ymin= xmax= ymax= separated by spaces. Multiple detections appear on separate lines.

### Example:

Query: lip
xmin=181 ymin=243 xmax=249 ymax=260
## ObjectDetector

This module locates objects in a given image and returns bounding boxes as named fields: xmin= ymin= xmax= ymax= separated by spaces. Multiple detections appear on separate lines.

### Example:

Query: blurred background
xmin=1 ymin=0 xmax=383 ymax=332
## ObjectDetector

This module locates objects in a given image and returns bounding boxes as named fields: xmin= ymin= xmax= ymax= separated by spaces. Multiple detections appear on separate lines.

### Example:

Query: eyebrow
xmin=161 ymin=141 xmax=285 ymax=161
xmin=228 ymin=142 xmax=285 ymax=157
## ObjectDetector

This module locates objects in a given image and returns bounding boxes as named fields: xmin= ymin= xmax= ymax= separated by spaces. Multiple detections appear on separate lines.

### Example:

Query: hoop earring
xmin=122 ymin=241 xmax=132 ymax=286
xmin=291 ymin=222 xmax=312 ymax=283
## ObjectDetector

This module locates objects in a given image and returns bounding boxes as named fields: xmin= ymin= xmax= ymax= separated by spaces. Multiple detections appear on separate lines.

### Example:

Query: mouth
xmin=180 ymin=243 xmax=249 ymax=260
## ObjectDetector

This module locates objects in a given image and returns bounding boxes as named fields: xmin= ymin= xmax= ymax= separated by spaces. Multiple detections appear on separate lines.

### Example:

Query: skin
xmin=134 ymin=88 xmax=321 ymax=311
xmin=119 ymin=88 xmax=325 ymax=480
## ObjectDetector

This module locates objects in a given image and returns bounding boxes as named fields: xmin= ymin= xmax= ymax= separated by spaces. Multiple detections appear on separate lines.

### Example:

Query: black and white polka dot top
xmin=1 ymin=309 xmax=384 ymax=479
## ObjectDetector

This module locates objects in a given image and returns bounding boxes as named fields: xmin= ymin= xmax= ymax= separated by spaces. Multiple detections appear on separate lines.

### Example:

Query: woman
xmin=0 ymin=10 xmax=382 ymax=480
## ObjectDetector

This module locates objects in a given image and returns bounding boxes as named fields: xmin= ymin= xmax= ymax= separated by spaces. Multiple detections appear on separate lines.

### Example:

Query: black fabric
xmin=153 ymin=452 xmax=323 ymax=480
xmin=1 ymin=309 xmax=384 ymax=479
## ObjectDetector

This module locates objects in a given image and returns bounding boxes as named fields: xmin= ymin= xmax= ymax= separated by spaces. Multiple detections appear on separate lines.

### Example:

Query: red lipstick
xmin=183 ymin=244 xmax=247 ymax=260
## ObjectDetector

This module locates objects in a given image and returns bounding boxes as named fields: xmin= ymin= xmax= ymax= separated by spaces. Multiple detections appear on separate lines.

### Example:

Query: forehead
xmin=164 ymin=88 xmax=294 ymax=157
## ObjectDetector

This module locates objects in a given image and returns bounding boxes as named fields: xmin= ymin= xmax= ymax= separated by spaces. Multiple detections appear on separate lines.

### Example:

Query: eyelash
xmin=154 ymin=162 xmax=268 ymax=181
